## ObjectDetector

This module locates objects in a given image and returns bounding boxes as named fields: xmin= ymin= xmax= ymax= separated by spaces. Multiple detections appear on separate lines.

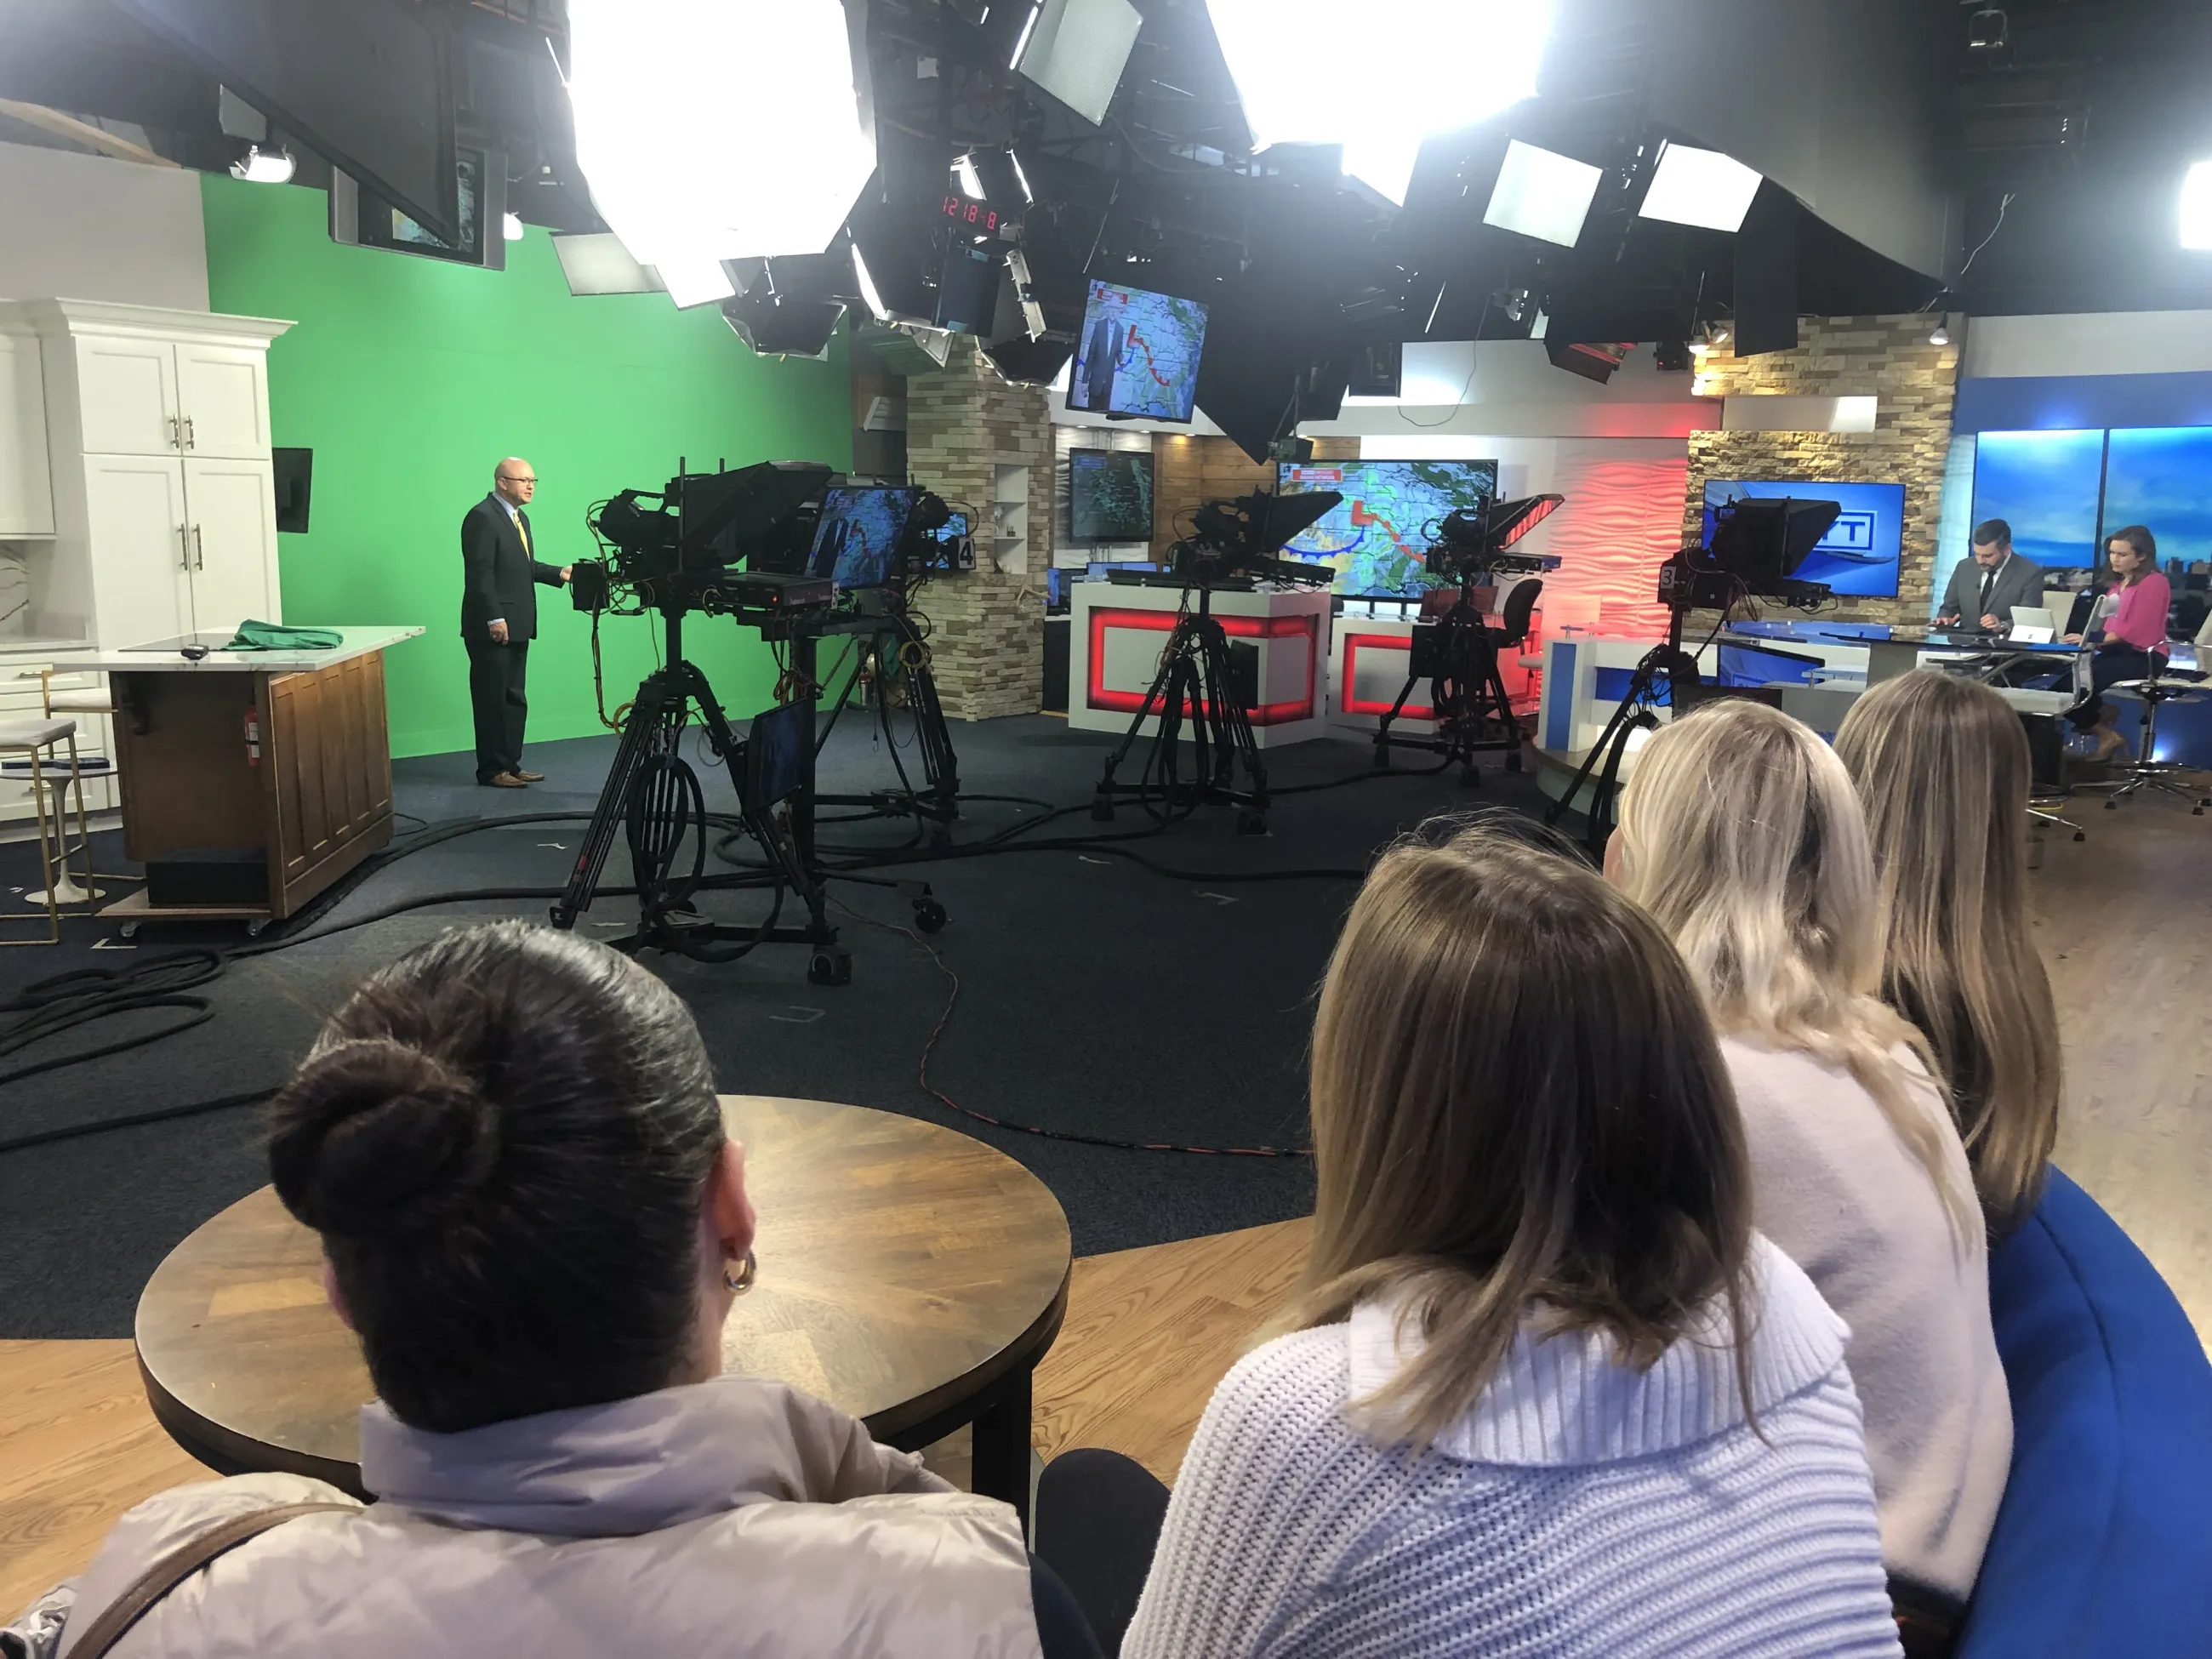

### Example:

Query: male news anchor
xmin=1936 ymin=517 xmax=2044 ymax=633
xmin=462 ymin=458 xmax=571 ymax=788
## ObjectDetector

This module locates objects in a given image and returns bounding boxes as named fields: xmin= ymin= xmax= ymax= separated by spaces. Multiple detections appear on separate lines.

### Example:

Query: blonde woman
xmin=1611 ymin=700 xmax=2011 ymax=1636
xmin=1835 ymin=670 xmax=2063 ymax=1239
xmin=1118 ymin=824 xmax=1902 ymax=1658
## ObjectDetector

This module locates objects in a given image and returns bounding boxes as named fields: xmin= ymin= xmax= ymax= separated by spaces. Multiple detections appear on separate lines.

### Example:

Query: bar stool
xmin=0 ymin=716 xmax=97 ymax=944
xmin=24 ymin=664 xmax=137 ymax=896
xmin=2102 ymin=676 xmax=2212 ymax=814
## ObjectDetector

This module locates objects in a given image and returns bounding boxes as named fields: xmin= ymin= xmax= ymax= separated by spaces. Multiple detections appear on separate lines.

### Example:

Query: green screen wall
xmin=200 ymin=174 xmax=853 ymax=758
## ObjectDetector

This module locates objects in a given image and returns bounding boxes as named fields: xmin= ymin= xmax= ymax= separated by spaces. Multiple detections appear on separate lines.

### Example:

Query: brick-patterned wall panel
xmin=1685 ymin=316 xmax=1962 ymax=626
xmin=905 ymin=339 xmax=1052 ymax=721
xmin=1149 ymin=435 xmax=1359 ymax=563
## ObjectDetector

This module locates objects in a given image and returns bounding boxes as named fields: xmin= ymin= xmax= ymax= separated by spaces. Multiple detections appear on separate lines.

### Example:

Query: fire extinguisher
xmin=244 ymin=704 xmax=261 ymax=767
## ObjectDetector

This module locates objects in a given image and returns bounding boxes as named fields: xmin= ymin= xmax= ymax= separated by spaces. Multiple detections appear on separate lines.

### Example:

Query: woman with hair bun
xmin=7 ymin=922 xmax=1090 ymax=1659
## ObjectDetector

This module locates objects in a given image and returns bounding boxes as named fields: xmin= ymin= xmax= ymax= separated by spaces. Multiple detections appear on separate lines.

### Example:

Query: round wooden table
xmin=136 ymin=1095 xmax=1071 ymax=1518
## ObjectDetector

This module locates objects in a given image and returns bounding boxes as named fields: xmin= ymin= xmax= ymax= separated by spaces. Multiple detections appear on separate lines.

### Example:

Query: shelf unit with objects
xmin=0 ymin=299 xmax=293 ymax=827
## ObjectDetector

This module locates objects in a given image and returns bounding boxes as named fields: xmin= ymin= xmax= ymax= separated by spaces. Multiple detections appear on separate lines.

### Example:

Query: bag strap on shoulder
xmin=66 ymin=1502 xmax=355 ymax=1659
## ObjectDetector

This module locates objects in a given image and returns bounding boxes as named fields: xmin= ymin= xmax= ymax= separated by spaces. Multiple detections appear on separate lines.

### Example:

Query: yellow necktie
xmin=516 ymin=513 xmax=531 ymax=556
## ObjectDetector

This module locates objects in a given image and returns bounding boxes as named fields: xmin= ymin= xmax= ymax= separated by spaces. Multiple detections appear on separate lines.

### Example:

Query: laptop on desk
xmin=2009 ymin=606 xmax=2057 ymax=644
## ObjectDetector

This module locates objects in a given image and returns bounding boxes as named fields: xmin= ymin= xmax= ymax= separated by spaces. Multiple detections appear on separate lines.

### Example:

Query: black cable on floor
xmin=833 ymin=898 xmax=1314 ymax=1160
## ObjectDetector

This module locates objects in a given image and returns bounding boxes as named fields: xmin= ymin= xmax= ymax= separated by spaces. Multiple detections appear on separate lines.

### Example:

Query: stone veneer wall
xmin=1685 ymin=316 xmax=1963 ymax=625
xmin=904 ymin=338 xmax=1053 ymax=719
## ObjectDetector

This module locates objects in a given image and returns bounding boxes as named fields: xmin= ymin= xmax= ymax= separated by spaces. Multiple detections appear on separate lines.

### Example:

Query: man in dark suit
xmin=461 ymin=458 xmax=570 ymax=787
xmin=1936 ymin=517 xmax=2046 ymax=634
xmin=1080 ymin=311 xmax=1124 ymax=411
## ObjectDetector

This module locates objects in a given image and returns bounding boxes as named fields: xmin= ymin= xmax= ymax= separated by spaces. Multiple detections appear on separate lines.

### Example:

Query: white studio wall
xmin=1962 ymin=311 xmax=2212 ymax=379
xmin=0 ymin=142 xmax=211 ymax=311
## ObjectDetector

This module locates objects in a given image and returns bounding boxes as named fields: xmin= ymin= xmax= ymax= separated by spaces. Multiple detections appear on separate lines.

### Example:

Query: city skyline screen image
xmin=1700 ymin=481 xmax=1905 ymax=597
xmin=2101 ymin=426 xmax=2212 ymax=567
xmin=1970 ymin=430 xmax=2107 ymax=567
xmin=1276 ymin=460 xmax=1499 ymax=597
xmin=1065 ymin=280 xmax=1209 ymax=422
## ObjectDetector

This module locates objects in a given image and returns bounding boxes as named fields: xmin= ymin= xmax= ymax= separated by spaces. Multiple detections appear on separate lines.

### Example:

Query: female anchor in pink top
xmin=2064 ymin=522 xmax=2172 ymax=749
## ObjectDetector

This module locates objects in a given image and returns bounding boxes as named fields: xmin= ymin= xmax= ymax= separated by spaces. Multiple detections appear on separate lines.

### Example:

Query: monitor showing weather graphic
xmin=1066 ymin=280 xmax=1209 ymax=423
xmin=1701 ymin=480 xmax=1904 ymax=597
xmin=1275 ymin=460 xmax=1499 ymax=596
xmin=806 ymin=486 xmax=921 ymax=591
xmin=1068 ymin=449 xmax=1154 ymax=541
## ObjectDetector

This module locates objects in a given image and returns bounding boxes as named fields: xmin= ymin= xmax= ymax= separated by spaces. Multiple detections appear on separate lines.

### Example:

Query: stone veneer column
xmin=1684 ymin=316 xmax=1963 ymax=626
xmin=904 ymin=338 xmax=1052 ymax=720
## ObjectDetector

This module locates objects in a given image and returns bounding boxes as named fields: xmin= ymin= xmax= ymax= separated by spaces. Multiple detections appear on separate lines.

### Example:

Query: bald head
xmin=493 ymin=459 xmax=537 ymax=510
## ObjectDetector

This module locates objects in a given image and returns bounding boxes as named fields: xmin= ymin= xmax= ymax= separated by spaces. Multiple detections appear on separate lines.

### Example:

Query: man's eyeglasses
xmin=499 ymin=476 xmax=537 ymax=486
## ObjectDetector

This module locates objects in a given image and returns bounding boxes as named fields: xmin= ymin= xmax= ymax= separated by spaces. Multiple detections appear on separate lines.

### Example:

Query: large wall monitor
xmin=1068 ymin=449 xmax=1154 ymax=541
xmin=1275 ymin=459 xmax=1499 ymax=597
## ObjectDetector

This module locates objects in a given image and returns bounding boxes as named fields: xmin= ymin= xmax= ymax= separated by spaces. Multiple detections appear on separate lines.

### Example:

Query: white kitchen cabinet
xmin=73 ymin=332 xmax=181 ymax=457
xmin=83 ymin=454 xmax=193 ymax=646
xmin=181 ymin=457 xmax=280 ymax=634
xmin=175 ymin=341 xmax=275 ymax=459
xmin=0 ymin=328 xmax=54 ymax=536
xmin=0 ymin=300 xmax=292 ymax=826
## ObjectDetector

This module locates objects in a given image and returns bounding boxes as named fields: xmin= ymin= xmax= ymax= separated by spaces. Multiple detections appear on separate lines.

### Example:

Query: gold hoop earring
xmin=723 ymin=1248 xmax=757 ymax=1295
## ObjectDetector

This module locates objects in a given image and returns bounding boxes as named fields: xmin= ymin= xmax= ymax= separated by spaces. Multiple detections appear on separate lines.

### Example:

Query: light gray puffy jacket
xmin=6 ymin=1373 xmax=1042 ymax=1659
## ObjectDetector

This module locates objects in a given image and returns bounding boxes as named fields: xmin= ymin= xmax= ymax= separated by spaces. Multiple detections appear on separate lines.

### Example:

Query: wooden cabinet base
xmin=109 ymin=650 xmax=395 ymax=923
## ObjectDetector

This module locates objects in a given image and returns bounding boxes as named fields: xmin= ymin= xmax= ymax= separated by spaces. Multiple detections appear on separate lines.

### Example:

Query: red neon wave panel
xmin=1087 ymin=608 xmax=1320 ymax=725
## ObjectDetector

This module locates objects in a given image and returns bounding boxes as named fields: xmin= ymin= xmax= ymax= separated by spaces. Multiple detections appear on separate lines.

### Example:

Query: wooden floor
xmin=3 ymin=800 xmax=2206 ymax=1618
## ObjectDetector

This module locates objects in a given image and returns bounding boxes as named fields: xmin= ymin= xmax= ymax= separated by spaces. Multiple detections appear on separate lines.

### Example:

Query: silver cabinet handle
xmin=168 ymin=415 xmax=182 ymax=450
xmin=178 ymin=524 xmax=191 ymax=569
xmin=183 ymin=415 xmax=196 ymax=450
xmin=193 ymin=524 xmax=205 ymax=570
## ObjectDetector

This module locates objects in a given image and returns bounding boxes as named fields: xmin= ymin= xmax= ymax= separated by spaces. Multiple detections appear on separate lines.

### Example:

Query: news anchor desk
xmin=65 ymin=626 xmax=423 ymax=933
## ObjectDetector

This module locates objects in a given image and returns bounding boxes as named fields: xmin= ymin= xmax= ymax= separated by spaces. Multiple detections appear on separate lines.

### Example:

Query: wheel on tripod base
xmin=1505 ymin=747 xmax=1523 ymax=774
xmin=913 ymin=896 xmax=948 ymax=933
xmin=1089 ymin=793 xmax=1115 ymax=822
xmin=1236 ymin=808 xmax=1268 ymax=836
xmin=1371 ymin=744 xmax=1391 ymax=770
xmin=1460 ymin=761 xmax=1480 ymax=789
xmin=807 ymin=948 xmax=852 ymax=987
xmin=2073 ymin=830 xmax=2086 ymax=841
xmin=2106 ymin=798 xmax=2119 ymax=810
xmin=927 ymin=823 xmax=953 ymax=848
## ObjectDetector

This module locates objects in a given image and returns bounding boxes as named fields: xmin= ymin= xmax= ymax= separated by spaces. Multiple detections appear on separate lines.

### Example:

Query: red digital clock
xmin=942 ymin=194 xmax=1005 ymax=234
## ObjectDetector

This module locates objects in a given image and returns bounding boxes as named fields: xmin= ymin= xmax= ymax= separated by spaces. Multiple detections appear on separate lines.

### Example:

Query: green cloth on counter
xmin=224 ymin=619 xmax=345 ymax=652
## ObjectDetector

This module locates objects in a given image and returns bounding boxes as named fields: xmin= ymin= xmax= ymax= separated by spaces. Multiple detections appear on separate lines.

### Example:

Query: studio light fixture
xmin=1638 ymin=140 xmax=1763 ymax=233
xmin=1966 ymin=6 xmax=2009 ymax=54
xmin=852 ymin=243 xmax=892 ymax=322
xmin=955 ymin=153 xmax=987 ymax=201
xmin=1015 ymin=0 xmax=1143 ymax=127
xmin=1929 ymin=312 xmax=1952 ymax=345
xmin=1009 ymin=150 xmax=1035 ymax=202
xmin=568 ymin=0 xmax=875 ymax=295
xmin=502 ymin=211 xmax=526 ymax=242
xmin=229 ymin=144 xmax=294 ymax=185
xmin=2181 ymin=159 xmax=2212 ymax=249
xmin=656 ymin=259 xmax=738 ymax=310
xmin=1483 ymin=140 xmax=1602 ymax=248
xmin=1206 ymin=0 xmax=1552 ymax=206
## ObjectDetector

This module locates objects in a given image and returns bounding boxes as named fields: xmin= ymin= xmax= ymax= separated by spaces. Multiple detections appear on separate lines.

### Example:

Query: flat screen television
xmin=1068 ymin=449 xmax=1154 ymax=541
xmin=271 ymin=448 xmax=312 ymax=533
xmin=1274 ymin=459 xmax=1499 ymax=597
xmin=1065 ymin=280 xmax=1208 ymax=422
xmin=1970 ymin=430 xmax=2105 ymax=567
xmin=1700 ymin=481 xmax=1905 ymax=597
xmin=806 ymin=486 xmax=920 ymax=590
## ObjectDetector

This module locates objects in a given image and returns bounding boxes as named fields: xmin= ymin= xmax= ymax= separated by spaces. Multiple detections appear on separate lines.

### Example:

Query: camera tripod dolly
xmin=1089 ymin=487 xmax=1340 ymax=835
xmin=1090 ymin=583 xmax=1272 ymax=834
xmin=550 ymin=610 xmax=849 ymax=983
xmin=813 ymin=607 xmax=961 ymax=844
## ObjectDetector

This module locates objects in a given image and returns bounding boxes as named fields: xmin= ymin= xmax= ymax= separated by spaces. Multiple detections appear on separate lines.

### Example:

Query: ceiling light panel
xmin=1638 ymin=140 xmax=1763 ymax=232
xmin=1016 ymin=0 xmax=1143 ymax=127
xmin=1483 ymin=140 xmax=1601 ymax=247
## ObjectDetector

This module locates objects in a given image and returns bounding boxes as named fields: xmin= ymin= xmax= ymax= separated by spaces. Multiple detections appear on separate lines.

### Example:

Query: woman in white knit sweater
xmin=1610 ymin=699 xmax=2012 ymax=1647
xmin=1117 ymin=823 xmax=1903 ymax=1658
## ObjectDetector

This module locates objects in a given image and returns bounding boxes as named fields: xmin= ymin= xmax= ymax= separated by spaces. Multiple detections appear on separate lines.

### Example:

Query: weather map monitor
xmin=1274 ymin=460 xmax=1499 ymax=597
xmin=1066 ymin=280 xmax=1209 ymax=423
xmin=1068 ymin=449 xmax=1155 ymax=541
xmin=1701 ymin=481 xmax=1904 ymax=598
xmin=806 ymin=486 xmax=921 ymax=590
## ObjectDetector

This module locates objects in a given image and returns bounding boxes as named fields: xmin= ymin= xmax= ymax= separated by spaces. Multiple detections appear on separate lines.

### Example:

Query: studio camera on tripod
xmin=1092 ymin=487 xmax=1337 ymax=835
